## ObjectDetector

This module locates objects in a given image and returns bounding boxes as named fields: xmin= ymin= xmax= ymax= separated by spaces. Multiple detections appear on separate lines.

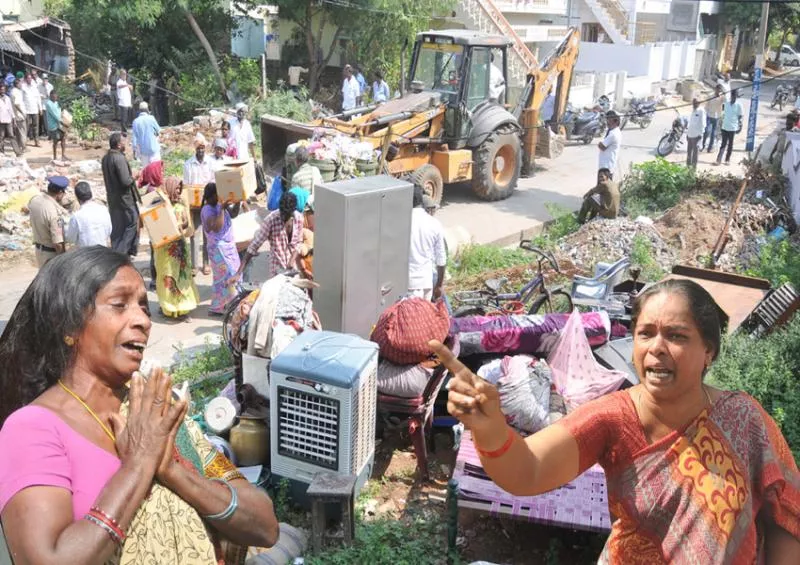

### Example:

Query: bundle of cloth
xmin=226 ymin=275 xmax=321 ymax=360
xmin=449 ymin=311 xmax=611 ymax=357
xmin=371 ymin=297 xmax=451 ymax=398
xmin=477 ymin=356 xmax=565 ymax=433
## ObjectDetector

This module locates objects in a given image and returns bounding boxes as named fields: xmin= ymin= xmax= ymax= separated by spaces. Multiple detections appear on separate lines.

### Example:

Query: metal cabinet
xmin=314 ymin=176 xmax=412 ymax=339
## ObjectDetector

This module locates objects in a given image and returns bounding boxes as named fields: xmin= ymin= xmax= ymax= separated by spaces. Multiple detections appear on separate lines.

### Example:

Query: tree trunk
xmin=304 ymin=3 xmax=319 ymax=93
xmin=183 ymin=8 xmax=228 ymax=101
xmin=775 ymin=29 xmax=789 ymax=64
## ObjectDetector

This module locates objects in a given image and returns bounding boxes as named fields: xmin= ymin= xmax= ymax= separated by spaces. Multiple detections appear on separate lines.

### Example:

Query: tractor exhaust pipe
xmin=400 ymin=38 xmax=409 ymax=97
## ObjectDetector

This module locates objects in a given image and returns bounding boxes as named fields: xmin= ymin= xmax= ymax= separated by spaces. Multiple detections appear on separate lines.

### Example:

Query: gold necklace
xmin=58 ymin=380 xmax=116 ymax=442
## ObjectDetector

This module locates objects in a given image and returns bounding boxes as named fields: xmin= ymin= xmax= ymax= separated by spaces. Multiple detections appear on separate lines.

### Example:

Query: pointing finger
xmin=429 ymin=339 xmax=478 ymax=386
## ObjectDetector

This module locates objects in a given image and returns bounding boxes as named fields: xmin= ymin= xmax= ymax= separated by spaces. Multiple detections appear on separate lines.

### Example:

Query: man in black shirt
xmin=101 ymin=132 xmax=140 ymax=256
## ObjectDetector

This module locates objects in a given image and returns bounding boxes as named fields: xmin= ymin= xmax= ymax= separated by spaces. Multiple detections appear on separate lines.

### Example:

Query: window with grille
xmin=276 ymin=386 xmax=340 ymax=470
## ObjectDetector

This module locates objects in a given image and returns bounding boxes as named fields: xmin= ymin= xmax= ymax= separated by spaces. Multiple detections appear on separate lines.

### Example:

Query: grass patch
xmin=630 ymin=234 xmax=665 ymax=282
xmin=305 ymin=516 xmax=453 ymax=565
xmin=449 ymin=244 xmax=533 ymax=279
xmin=531 ymin=202 xmax=581 ymax=250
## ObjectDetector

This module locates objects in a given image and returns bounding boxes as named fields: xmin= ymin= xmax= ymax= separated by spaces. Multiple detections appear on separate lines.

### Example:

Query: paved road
xmin=437 ymin=77 xmax=791 ymax=245
xmin=0 ymin=76 xmax=791 ymax=366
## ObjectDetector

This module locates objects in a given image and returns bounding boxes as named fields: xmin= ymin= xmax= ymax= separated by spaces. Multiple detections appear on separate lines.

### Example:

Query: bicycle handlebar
xmin=518 ymin=240 xmax=561 ymax=274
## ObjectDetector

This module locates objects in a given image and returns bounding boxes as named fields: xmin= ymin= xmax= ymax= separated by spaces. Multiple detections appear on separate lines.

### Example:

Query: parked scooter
xmin=771 ymin=84 xmax=791 ymax=111
xmin=561 ymin=102 xmax=606 ymax=144
xmin=620 ymin=92 xmax=656 ymax=130
xmin=656 ymin=110 xmax=687 ymax=157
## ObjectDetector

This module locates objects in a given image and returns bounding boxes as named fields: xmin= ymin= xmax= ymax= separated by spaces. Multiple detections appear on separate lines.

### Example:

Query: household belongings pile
xmin=225 ymin=274 xmax=321 ymax=361
xmin=285 ymin=133 xmax=379 ymax=181
xmin=460 ymin=310 xmax=627 ymax=435
xmin=371 ymin=297 xmax=450 ymax=398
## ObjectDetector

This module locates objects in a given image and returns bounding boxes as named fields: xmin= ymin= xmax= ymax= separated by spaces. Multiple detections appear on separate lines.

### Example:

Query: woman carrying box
xmin=201 ymin=182 xmax=241 ymax=315
xmin=154 ymin=177 xmax=198 ymax=319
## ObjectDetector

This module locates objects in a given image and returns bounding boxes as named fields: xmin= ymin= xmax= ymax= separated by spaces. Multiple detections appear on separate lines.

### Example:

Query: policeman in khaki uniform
xmin=28 ymin=176 xmax=70 ymax=267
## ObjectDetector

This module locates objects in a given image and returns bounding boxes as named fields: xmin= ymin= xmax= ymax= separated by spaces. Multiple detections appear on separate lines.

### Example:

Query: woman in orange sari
xmin=434 ymin=279 xmax=800 ymax=564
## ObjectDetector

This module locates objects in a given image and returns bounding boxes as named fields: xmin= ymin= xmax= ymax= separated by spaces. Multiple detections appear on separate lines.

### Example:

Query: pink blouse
xmin=0 ymin=405 xmax=121 ymax=522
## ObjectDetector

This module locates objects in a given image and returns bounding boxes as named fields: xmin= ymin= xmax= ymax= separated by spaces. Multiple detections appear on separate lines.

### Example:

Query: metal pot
xmin=229 ymin=414 xmax=270 ymax=466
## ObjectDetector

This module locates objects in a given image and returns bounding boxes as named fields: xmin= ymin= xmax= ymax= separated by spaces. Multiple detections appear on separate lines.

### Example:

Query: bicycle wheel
xmin=452 ymin=305 xmax=487 ymax=318
xmin=528 ymin=289 xmax=574 ymax=315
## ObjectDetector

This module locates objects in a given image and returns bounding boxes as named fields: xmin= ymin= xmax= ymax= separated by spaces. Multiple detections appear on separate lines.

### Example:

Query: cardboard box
xmin=139 ymin=193 xmax=182 ymax=248
xmin=185 ymin=184 xmax=205 ymax=208
xmin=215 ymin=159 xmax=256 ymax=203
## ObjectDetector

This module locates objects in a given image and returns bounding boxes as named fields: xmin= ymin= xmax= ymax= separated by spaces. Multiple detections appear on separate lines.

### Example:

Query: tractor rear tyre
xmin=472 ymin=126 xmax=521 ymax=201
xmin=410 ymin=164 xmax=444 ymax=206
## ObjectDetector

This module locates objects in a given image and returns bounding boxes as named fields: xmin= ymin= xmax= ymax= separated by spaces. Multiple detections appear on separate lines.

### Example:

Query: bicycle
xmin=451 ymin=241 xmax=573 ymax=317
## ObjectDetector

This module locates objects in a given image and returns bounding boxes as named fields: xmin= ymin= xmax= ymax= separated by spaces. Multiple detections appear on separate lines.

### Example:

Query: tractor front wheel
xmin=409 ymin=164 xmax=444 ymax=206
xmin=472 ymin=126 xmax=521 ymax=201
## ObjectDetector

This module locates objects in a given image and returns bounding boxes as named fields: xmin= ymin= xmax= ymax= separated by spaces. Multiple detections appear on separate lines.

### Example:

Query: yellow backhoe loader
xmin=261 ymin=27 xmax=580 ymax=204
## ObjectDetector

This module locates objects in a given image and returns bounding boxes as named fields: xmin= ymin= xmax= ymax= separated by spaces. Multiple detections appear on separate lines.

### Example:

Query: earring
xmin=64 ymin=336 xmax=75 ymax=346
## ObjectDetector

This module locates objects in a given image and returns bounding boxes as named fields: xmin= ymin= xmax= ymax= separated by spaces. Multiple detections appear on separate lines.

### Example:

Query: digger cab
xmin=409 ymin=30 xmax=512 ymax=149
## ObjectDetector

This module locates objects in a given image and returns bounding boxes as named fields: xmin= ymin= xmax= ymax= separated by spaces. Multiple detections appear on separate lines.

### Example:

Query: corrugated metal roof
xmin=0 ymin=29 xmax=35 ymax=57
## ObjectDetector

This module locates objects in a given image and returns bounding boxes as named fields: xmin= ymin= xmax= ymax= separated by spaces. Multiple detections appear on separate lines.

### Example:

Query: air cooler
xmin=269 ymin=330 xmax=378 ymax=495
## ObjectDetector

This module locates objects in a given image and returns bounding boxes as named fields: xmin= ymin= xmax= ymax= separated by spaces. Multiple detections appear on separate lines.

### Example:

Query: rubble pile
xmin=557 ymin=217 xmax=674 ymax=273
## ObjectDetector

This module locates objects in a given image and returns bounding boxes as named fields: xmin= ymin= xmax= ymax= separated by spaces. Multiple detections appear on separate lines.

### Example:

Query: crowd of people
xmin=0 ymin=67 xmax=60 ymax=158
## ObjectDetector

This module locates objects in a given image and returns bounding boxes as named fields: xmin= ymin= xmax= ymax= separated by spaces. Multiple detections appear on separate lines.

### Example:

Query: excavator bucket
xmin=535 ymin=126 xmax=565 ymax=159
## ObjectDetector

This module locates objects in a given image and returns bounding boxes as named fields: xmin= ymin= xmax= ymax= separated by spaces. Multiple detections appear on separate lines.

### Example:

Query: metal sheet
xmin=0 ymin=29 xmax=35 ymax=57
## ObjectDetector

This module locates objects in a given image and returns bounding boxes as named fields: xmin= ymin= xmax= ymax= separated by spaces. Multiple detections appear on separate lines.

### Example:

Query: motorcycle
xmin=561 ymin=103 xmax=606 ymax=144
xmin=656 ymin=111 xmax=687 ymax=157
xmin=771 ymin=84 xmax=790 ymax=111
xmin=620 ymin=93 xmax=656 ymax=130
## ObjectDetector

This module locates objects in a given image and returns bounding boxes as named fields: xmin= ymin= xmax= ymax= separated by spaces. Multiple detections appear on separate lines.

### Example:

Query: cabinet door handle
xmin=380 ymin=284 xmax=393 ymax=296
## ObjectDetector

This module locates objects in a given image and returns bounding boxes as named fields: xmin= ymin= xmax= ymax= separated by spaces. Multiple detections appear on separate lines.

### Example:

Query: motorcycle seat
xmin=576 ymin=112 xmax=597 ymax=123
xmin=484 ymin=277 xmax=507 ymax=293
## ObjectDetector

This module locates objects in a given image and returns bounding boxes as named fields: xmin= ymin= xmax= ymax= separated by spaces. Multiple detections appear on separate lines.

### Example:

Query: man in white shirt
xmin=65 ymin=182 xmax=112 ymax=247
xmin=288 ymin=66 xmax=308 ymax=91
xmin=598 ymin=110 xmax=622 ymax=178
xmin=341 ymin=65 xmax=360 ymax=112
xmin=717 ymin=72 xmax=731 ymax=102
xmin=10 ymin=77 xmax=26 ymax=153
xmin=183 ymin=134 xmax=214 ymax=274
xmin=685 ymin=98 xmax=706 ymax=168
xmin=229 ymin=103 xmax=256 ymax=161
xmin=408 ymin=186 xmax=447 ymax=301
xmin=21 ymin=74 xmax=41 ymax=147
xmin=0 ymin=83 xmax=21 ymax=155
xmin=116 ymin=69 xmax=133 ymax=133
xmin=37 ymin=73 xmax=54 ymax=138
xmin=488 ymin=53 xmax=506 ymax=103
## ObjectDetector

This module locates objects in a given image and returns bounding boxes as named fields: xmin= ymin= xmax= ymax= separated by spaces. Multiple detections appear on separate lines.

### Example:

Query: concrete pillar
xmin=593 ymin=72 xmax=606 ymax=102
xmin=615 ymin=71 xmax=627 ymax=108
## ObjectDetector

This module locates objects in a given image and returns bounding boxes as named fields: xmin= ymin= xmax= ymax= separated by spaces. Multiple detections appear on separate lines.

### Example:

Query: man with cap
xmin=183 ymin=133 xmax=214 ymax=274
xmin=10 ymin=76 xmax=26 ymax=154
xmin=102 ymin=132 xmax=140 ymax=256
xmin=209 ymin=137 xmax=230 ymax=171
xmin=131 ymin=101 xmax=161 ymax=165
xmin=598 ymin=109 xmax=622 ymax=179
xmin=28 ymin=176 xmax=70 ymax=267
xmin=229 ymin=103 xmax=255 ymax=161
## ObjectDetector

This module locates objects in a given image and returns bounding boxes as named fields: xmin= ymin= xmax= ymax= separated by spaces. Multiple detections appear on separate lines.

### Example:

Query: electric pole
xmin=745 ymin=1 xmax=770 ymax=153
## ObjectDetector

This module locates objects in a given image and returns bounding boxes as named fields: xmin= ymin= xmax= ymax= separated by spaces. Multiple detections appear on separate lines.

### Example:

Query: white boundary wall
xmin=575 ymin=40 xmax=697 ymax=81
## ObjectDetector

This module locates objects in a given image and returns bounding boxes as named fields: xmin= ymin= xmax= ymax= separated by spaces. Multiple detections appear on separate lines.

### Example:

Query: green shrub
xmin=68 ymin=96 xmax=96 ymax=140
xmin=707 ymin=313 xmax=800 ymax=462
xmin=744 ymin=238 xmax=800 ymax=290
xmin=621 ymin=158 xmax=696 ymax=217
xmin=171 ymin=340 xmax=233 ymax=384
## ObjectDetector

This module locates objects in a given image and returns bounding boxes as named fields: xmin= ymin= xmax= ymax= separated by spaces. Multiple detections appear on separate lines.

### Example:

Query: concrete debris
xmin=557 ymin=217 xmax=675 ymax=274
xmin=76 ymin=159 xmax=102 ymax=176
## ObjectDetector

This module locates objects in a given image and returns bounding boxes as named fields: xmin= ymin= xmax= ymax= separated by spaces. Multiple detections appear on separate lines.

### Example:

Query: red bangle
xmin=476 ymin=427 xmax=516 ymax=459
xmin=88 ymin=508 xmax=127 ymax=543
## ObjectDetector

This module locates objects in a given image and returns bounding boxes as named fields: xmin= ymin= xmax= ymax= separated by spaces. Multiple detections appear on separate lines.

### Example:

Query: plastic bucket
xmin=356 ymin=159 xmax=378 ymax=176
xmin=309 ymin=158 xmax=337 ymax=182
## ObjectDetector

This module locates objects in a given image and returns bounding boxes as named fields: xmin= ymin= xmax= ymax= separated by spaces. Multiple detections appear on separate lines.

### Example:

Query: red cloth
xmin=138 ymin=160 xmax=164 ymax=190
xmin=371 ymin=298 xmax=449 ymax=365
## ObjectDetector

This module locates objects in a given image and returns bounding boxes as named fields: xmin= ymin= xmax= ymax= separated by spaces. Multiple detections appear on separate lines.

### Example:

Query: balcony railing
xmin=494 ymin=0 xmax=568 ymax=15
